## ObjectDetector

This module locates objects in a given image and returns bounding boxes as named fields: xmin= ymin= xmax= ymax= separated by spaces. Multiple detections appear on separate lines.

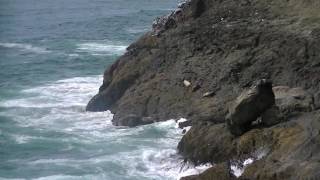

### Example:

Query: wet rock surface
xmin=86 ymin=0 xmax=320 ymax=179
xmin=180 ymin=162 xmax=236 ymax=180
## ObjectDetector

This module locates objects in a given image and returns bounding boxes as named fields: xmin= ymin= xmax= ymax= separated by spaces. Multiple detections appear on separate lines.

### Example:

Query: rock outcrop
xmin=179 ymin=109 xmax=320 ymax=180
xmin=87 ymin=0 xmax=320 ymax=126
xmin=87 ymin=0 xmax=320 ymax=179
xmin=178 ymin=84 xmax=318 ymax=179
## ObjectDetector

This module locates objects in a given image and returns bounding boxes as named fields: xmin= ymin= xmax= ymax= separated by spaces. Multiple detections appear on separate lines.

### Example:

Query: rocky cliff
xmin=87 ymin=0 xmax=320 ymax=179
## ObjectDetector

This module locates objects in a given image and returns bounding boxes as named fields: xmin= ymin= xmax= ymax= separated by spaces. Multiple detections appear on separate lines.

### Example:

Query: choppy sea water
xmin=0 ymin=0 xmax=211 ymax=179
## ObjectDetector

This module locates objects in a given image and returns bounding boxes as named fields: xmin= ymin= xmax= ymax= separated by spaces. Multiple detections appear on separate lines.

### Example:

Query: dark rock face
xmin=86 ymin=0 xmax=320 ymax=127
xmin=226 ymin=79 xmax=275 ymax=136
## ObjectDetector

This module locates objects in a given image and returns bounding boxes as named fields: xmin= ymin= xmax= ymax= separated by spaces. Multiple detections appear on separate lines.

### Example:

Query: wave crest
xmin=76 ymin=42 xmax=127 ymax=56
xmin=0 ymin=42 xmax=50 ymax=54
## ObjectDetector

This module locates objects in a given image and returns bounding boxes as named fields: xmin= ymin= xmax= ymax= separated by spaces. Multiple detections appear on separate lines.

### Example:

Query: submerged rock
xmin=226 ymin=79 xmax=275 ymax=136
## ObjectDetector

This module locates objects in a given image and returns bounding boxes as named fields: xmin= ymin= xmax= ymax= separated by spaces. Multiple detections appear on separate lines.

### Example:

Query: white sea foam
xmin=175 ymin=118 xmax=187 ymax=128
xmin=0 ymin=75 xmax=207 ymax=180
xmin=113 ymin=119 xmax=211 ymax=180
xmin=0 ymin=42 xmax=50 ymax=54
xmin=77 ymin=42 xmax=127 ymax=56
xmin=13 ymin=135 xmax=33 ymax=144
xmin=1 ymin=76 xmax=102 ymax=108
xmin=175 ymin=118 xmax=191 ymax=133
xmin=127 ymin=26 xmax=150 ymax=34
xmin=33 ymin=174 xmax=103 ymax=180
xmin=230 ymin=148 xmax=268 ymax=177
xmin=231 ymin=158 xmax=254 ymax=177
xmin=68 ymin=53 xmax=80 ymax=57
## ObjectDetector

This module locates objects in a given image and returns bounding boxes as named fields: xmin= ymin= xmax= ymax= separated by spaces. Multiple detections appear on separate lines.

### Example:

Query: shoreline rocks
xmin=86 ymin=0 xmax=320 ymax=179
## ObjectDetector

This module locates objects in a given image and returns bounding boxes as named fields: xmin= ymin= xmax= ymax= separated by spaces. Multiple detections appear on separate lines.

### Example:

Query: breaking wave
xmin=0 ymin=76 xmax=209 ymax=180
xmin=0 ymin=42 xmax=50 ymax=54
xmin=76 ymin=42 xmax=127 ymax=56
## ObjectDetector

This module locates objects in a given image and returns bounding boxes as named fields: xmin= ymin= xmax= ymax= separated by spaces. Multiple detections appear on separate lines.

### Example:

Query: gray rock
xmin=226 ymin=79 xmax=275 ymax=136
xmin=256 ymin=86 xmax=315 ymax=127
xmin=273 ymin=86 xmax=315 ymax=117
xmin=141 ymin=116 xmax=155 ymax=124
xmin=114 ymin=114 xmax=142 ymax=127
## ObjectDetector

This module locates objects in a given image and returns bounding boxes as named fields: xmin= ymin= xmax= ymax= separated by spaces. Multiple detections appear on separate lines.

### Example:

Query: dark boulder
xmin=180 ymin=162 xmax=235 ymax=180
xmin=226 ymin=79 xmax=275 ymax=136
xmin=178 ymin=122 xmax=236 ymax=164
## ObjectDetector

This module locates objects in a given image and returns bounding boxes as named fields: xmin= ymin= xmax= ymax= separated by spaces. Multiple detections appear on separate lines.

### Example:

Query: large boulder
xmin=240 ymin=110 xmax=320 ymax=180
xmin=226 ymin=79 xmax=275 ymax=136
xmin=272 ymin=86 xmax=315 ymax=117
xmin=260 ymin=86 xmax=316 ymax=127
xmin=178 ymin=122 xmax=236 ymax=164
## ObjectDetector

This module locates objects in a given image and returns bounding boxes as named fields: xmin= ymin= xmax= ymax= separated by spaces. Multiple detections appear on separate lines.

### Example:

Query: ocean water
xmin=0 ymin=0 xmax=210 ymax=179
